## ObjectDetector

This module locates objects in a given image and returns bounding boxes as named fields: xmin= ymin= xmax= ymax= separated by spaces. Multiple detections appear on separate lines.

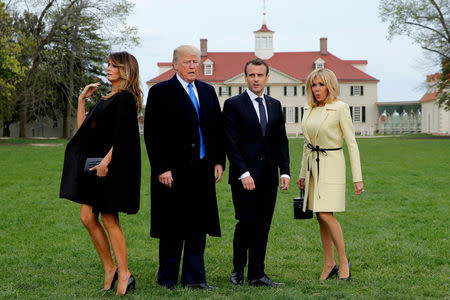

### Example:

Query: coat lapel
xmin=302 ymin=106 xmax=313 ymax=143
xmin=313 ymin=103 xmax=338 ymax=142
xmin=195 ymin=80 xmax=207 ymax=124
xmin=170 ymin=75 xmax=198 ymax=124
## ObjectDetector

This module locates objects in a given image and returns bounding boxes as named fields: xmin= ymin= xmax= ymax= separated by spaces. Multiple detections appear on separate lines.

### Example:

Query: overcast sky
xmin=121 ymin=0 xmax=439 ymax=103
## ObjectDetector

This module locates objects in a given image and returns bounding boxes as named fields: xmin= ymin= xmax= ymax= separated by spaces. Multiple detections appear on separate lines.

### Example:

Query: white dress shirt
xmin=176 ymin=73 xmax=200 ymax=106
xmin=239 ymin=88 xmax=290 ymax=181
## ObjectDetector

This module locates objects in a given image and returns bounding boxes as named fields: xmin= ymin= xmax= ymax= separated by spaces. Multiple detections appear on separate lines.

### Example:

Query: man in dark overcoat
xmin=144 ymin=45 xmax=225 ymax=289
xmin=223 ymin=58 xmax=290 ymax=287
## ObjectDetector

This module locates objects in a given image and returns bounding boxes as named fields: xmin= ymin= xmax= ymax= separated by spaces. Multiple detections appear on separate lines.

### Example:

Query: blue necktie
xmin=188 ymin=83 xmax=205 ymax=159
xmin=255 ymin=97 xmax=267 ymax=136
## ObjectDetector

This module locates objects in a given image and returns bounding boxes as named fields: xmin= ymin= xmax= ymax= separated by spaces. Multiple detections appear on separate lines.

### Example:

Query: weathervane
xmin=262 ymin=0 xmax=267 ymax=24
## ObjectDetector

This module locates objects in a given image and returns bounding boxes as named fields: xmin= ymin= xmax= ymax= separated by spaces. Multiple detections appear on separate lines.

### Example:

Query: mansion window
xmin=350 ymin=85 xmax=364 ymax=96
xmin=349 ymin=106 xmax=366 ymax=123
xmin=284 ymin=86 xmax=297 ymax=96
xmin=282 ymin=106 xmax=299 ymax=123
xmin=264 ymin=86 xmax=270 ymax=96
xmin=315 ymin=63 xmax=324 ymax=69
xmin=302 ymin=86 xmax=306 ymax=96
xmin=204 ymin=64 xmax=212 ymax=75
xmin=219 ymin=86 xmax=231 ymax=97
xmin=239 ymin=86 xmax=247 ymax=94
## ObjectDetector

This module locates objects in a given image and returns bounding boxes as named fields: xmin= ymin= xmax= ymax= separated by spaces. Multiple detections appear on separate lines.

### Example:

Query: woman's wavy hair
xmin=305 ymin=68 xmax=339 ymax=108
xmin=104 ymin=51 xmax=143 ymax=113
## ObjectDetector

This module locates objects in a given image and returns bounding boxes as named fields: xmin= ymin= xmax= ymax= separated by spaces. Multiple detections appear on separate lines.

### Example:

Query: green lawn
xmin=0 ymin=136 xmax=449 ymax=299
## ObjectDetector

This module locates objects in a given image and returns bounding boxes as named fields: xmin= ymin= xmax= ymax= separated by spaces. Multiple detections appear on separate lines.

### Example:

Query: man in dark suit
xmin=223 ymin=58 xmax=290 ymax=287
xmin=144 ymin=45 xmax=225 ymax=290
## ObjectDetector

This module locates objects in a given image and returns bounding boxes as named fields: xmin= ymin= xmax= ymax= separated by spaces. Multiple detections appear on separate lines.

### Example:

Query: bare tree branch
xmin=429 ymin=0 xmax=450 ymax=40
xmin=404 ymin=21 xmax=450 ymax=42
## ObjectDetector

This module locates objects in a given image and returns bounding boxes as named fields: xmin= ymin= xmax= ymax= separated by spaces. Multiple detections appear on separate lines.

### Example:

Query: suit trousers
xmin=157 ymin=233 xmax=206 ymax=286
xmin=231 ymin=166 xmax=278 ymax=279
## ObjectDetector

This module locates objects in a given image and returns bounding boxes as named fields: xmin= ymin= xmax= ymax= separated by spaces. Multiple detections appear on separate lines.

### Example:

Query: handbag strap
xmin=300 ymin=188 xmax=304 ymax=198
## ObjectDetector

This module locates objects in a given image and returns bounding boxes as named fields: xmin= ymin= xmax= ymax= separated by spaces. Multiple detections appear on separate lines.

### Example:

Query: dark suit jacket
xmin=144 ymin=75 xmax=225 ymax=238
xmin=223 ymin=92 xmax=290 ymax=220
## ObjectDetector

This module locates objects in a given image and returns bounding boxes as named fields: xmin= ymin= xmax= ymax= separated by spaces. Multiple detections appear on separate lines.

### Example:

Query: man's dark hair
xmin=244 ymin=58 xmax=269 ymax=76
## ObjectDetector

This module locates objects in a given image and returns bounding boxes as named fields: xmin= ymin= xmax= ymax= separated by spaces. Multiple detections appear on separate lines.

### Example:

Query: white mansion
xmin=146 ymin=22 xmax=379 ymax=135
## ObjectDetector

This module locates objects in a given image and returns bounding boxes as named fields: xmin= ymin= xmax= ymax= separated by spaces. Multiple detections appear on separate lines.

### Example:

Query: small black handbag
xmin=293 ymin=189 xmax=313 ymax=219
xmin=83 ymin=157 xmax=103 ymax=173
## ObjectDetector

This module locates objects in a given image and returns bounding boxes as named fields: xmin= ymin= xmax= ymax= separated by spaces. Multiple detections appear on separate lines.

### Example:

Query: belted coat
xmin=299 ymin=101 xmax=362 ymax=212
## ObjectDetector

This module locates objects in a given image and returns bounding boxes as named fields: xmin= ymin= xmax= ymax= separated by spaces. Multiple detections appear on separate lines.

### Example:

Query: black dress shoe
xmin=339 ymin=261 xmax=351 ymax=280
xmin=184 ymin=283 xmax=217 ymax=289
xmin=248 ymin=275 xmax=285 ymax=287
xmin=230 ymin=269 xmax=244 ymax=285
xmin=159 ymin=284 xmax=175 ymax=290
xmin=326 ymin=265 xmax=339 ymax=280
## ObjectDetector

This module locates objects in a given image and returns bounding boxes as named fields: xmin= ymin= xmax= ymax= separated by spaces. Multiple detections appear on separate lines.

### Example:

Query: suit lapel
xmin=241 ymin=92 xmax=263 ymax=135
xmin=264 ymin=95 xmax=273 ymax=137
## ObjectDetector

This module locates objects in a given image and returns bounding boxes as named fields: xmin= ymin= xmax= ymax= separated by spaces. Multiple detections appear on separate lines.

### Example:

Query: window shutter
xmin=350 ymin=86 xmax=354 ymax=96
xmin=284 ymin=86 xmax=287 ymax=96
xmin=228 ymin=86 xmax=231 ymax=96
xmin=301 ymin=107 xmax=304 ymax=120
xmin=360 ymin=86 xmax=364 ymax=96
xmin=294 ymin=86 xmax=297 ymax=96
xmin=282 ymin=107 xmax=286 ymax=121
xmin=302 ymin=86 xmax=305 ymax=96
xmin=239 ymin=87 xmax=242 ymax=94
xmin=362 ymin=106 xmax=366 ymax=122
xmin=267 ymin=86 xmax=270 ymax=96
xmin=349 ymin=106 xmax=353 ymax=120
xmin=219 ymin=86 xmax=222 ymax=96
xmin=295 ymin=107 xmax=299 ymax=123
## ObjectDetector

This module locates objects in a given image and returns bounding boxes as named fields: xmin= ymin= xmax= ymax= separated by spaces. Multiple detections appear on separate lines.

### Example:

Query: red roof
xmin=147 ymin=51 xmax=378 ymax=84
xmin=420 ymin=91 xmax=438 ymax=103
xmin=157 ymin=62 xmax=172 ymax=67
xmin=426 ymin=73 xmax=441 ymax=82
xmin=254 ymin=24 xmax=274 ymax=33
xmin=344 ymin=60 xmax=368 ymax=65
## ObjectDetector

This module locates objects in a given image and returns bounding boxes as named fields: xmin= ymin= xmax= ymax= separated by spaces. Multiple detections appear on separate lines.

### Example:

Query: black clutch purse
xmin=84 ymin=157 xmax=103 ymax=173
xmin=293 ymin=189 xmax=313 ymax=219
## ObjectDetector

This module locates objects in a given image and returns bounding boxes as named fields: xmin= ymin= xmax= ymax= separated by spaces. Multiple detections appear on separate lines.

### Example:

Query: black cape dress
xmin=60 ymin=90 xmax=141 ymax=214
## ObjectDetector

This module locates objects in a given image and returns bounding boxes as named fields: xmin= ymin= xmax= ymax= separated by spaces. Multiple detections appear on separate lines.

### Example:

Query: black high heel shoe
xmin=125 ymin=275 xmax=136 ymax=294
xmin=339 ymin=261 xmax=351 ymax=280
xmin=117 ymin=274 xmax=136 ymax=296
xmin=108 ymin=269 xmax=118 ymax=290
xmin=326 ymin=265 xmax=339 ymax=280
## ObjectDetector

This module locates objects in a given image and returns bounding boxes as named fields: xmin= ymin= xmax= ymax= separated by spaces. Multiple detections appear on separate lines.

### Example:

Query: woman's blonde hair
xmin=305 ymin=68 xmax=339 ymax=108
xmin=104 ymin=51 xmax=143 ymax=113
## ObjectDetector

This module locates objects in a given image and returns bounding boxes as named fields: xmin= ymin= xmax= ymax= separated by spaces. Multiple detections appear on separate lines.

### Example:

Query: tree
xmin=48 ymin=1 xmax=111 ymax=138
xmin=10 ymin=0 xmax=138 ymax=137
xmin=379 ymin=0 xmax=450 ymax=109
xmin=0 ymin=2 xmax=25 ymax=136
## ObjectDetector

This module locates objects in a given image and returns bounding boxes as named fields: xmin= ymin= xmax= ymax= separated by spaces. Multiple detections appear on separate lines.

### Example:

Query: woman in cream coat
xmin=297 ymin=68 xmax=364 ymax=280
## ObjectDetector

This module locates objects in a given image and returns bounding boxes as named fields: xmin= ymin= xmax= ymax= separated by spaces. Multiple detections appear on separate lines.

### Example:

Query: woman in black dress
xmin=60 ymin=52 xmax=142 ymax=295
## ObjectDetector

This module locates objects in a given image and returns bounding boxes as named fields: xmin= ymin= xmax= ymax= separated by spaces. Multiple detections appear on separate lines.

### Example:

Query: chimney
xmin=200 ymin=38 xmax=207 ymax=57
xmin=320 ymin=37 xmax=327 ymax=56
